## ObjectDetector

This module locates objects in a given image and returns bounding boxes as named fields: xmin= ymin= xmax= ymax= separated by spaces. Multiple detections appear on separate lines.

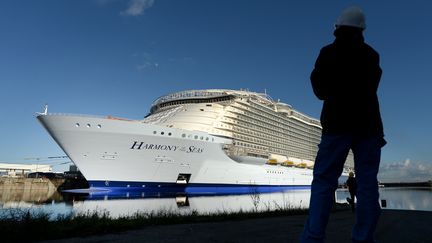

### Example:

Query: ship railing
xmin=43 ymin=113 xmax=132 ymax=120
xmin=152 ymin=90 xmax=229 ymax=106
xmin=289 ymin=112 xmax=322 ymax=128
xmin=152 ymin=89 xmax=274 ymax=107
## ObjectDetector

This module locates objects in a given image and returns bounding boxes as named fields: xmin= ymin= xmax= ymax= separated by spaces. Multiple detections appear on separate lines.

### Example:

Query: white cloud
xmin=137 ymin=62 xmax=159 ymax=70
xmin=133 ymin=52 xmax=159 ymax=70
xmin=121 ymin=0 xmax=155 ymax=16
xmin=378 ymin=159 xmax=432 ymax=183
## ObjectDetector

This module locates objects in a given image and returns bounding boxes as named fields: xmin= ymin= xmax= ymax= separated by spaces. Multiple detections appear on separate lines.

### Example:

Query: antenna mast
xmin=36 ymin=104 xmax=48 ymax=115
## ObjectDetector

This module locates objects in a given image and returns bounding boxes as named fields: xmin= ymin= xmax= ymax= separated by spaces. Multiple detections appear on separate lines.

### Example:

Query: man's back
xmin=310 ymin=26 xmax=383 ymax=136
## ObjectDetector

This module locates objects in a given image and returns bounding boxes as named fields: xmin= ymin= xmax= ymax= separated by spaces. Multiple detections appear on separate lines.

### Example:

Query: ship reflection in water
xmin=1 ymin=188 xmax=431 ymax=219
xmin=70 ymin=189 xmax=311 ymax=218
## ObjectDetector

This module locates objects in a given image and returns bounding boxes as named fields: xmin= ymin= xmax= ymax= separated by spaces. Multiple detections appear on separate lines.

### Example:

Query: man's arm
xmin=363 ymin=45 xmax=383 ymax=93
xmin=311 ymin=47 xmax=332 ymax=100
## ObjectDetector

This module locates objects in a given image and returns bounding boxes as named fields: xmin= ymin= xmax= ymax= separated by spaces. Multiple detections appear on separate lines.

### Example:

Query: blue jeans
xmin=301 ymin=135 xmax=385 ymax=243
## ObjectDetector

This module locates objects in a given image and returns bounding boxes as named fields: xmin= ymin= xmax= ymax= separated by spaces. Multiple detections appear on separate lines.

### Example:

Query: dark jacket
xmin=311 ymin=27 xmax=384 ymax=136
xmin=346 ymin=176 xmax=357 ymax=194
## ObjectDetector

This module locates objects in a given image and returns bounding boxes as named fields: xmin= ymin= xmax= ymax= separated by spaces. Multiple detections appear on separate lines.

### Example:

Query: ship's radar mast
xmin=36 ymin=104 xmax=48 ymax=115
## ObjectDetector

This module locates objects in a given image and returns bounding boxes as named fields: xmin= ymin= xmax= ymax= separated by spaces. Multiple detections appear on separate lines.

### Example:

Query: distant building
xmin=0 ymin=163 xmax=52 ymax=177
xmin=69 ymin=164 xmax=78 ymax=172
xmin=64 ymin=164 xmax=85 ymax=180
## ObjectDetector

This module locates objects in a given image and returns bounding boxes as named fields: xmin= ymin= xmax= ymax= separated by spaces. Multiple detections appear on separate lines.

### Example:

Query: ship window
xmin=97 ymin=124 xmax=101 ymax=128
xmin=161 ymin=132 xmax=164 ymax=135
xmin=182 ymin=134 xmax=186 ymax=138
xmin=75 ymin=123 xmax=80 ymax=127
xmin=194 ymin=135 xmax=198 ymax=139
xmin=153 ymin=131 xmax=157 ymax=134
xmin=200 ymin=136 xmax=203 ymax=140
xmin=86 ymin=124 xmax=91 ymax=128
xmin=168 ymin=132 xmax=172 ymax=136
xmin=200 ymin=109 xmax=204 ymax=111
xmin=206 ymin=137 xmax=209 ymax=141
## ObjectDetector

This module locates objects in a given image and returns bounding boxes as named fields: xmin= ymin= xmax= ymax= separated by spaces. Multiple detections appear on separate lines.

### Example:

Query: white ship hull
xmin=37 ymin=114 xmax=313 ymax=194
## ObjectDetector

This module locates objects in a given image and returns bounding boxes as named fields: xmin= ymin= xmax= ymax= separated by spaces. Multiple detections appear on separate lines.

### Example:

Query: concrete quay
xmin=0 ymin=178 xmax=61 ymax=203
xmin=43 ymin=209 xmax=431 ymax=243
xmin=0 ymin=177 xmax=88 ymax=204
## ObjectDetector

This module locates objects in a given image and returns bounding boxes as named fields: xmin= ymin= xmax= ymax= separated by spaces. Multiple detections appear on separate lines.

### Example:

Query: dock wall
xmin=0 ymin=178 xmax=65 ymax=203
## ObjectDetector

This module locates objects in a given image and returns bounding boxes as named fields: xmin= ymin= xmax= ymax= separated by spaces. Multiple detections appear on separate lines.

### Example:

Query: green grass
xmin=0 ymin=206 xmax=308 ymax=242
xmin=0 ymin=203 xmax=349 ymax=242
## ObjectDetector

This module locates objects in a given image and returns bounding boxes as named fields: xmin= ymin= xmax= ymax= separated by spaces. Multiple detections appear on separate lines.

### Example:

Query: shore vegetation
xmin=0 ymin=203 xmax=318 ymax=242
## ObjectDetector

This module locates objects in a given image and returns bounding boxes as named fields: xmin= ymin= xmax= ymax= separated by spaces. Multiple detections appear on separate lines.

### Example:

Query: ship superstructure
xmin=145 ymin=89 xmax=353 ymax=168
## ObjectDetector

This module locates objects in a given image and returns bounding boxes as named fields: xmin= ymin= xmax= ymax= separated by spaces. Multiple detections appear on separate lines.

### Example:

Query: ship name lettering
xmin=152 ymin=144 xmax=177 ymax=151
xmin=130 ymin=141 xmax=144 ymax=150
xmin=167 ymin=145 xmax=177 ymax=151
xmin=131 ymin=141 xmax=201 ymax=153
xmin=187 ymin=146 xmax=203 ymax=153
xmin=130 ymin=141 xmax=178 ymax=151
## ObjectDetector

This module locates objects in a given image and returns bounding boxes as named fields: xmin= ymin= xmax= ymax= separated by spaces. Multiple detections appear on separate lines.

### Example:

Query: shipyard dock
xmin=0 ymin=177 xmax=88 ymax=205
xmin=42 ymin=209 xmax=430 ymax=243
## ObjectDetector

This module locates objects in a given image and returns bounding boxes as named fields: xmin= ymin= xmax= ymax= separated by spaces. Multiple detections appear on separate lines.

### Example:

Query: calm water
xmin=0 ymin=187 xmax=431 ymax=219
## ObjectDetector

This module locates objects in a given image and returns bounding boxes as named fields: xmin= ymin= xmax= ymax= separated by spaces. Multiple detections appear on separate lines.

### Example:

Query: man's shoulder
xmin=320 ymin=43 xmax=336 ymax=52
xmin=363 ymin=43 xmax=380 ymax=58
xmin=317 ymin=44 xmax=337 ymax=58
xmin=320 ymin=42 xmax=380 ymax=55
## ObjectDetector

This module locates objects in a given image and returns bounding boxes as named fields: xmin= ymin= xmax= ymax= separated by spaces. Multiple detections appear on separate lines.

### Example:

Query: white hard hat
xmin=335 ymin=6 xmax=366 ymax=30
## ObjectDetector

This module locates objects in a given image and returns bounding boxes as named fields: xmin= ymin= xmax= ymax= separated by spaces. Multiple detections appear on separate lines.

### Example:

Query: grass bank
xmin=1 ymin=207 xmax=303 ymax=242
xmin=0 ymin=203 xmax=349 ymax=242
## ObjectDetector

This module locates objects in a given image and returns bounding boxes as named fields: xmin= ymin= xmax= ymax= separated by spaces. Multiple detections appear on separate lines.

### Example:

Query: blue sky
xmin=0 ymin=0 xmax=431 ymax=182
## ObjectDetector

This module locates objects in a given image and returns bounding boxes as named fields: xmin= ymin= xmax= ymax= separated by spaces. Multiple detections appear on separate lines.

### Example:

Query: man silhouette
xmin=301 ymin=6 xmax=386 ymax=243
xmin=346 ymin=171 xmax=357 ymax=212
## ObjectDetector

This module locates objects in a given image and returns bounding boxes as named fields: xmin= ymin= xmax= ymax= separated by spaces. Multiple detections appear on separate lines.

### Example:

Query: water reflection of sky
xmin=379 ymin=188 xmax=432 ymax=211
xmin=336 ymin=187 xmax=432 ymax=211
xmin=1 ymin=188 xmax=431 ymax=219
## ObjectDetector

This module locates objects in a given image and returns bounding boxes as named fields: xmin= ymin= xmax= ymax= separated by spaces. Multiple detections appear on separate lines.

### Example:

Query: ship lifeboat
xmin=303 ymin=160 xmax=315 ymax=169
xmin=267 ymin=154 xmax=288 ymax=165
xmin=295 ymin=160 xmax=314 ymax=169
xmin=281 ymin=160 xmax=295 ymax=167
xmin=267 ymin=158 xmax=278 ymax=165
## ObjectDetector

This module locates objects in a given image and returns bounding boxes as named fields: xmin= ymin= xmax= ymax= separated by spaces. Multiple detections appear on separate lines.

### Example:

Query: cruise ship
xmin=37 ymin=89 xmax=353 ymax=194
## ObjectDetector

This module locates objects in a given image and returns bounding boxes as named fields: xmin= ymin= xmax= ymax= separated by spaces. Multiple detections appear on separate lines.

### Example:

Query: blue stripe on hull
xmin=87 ymin=180 xmax=310 ymax=196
